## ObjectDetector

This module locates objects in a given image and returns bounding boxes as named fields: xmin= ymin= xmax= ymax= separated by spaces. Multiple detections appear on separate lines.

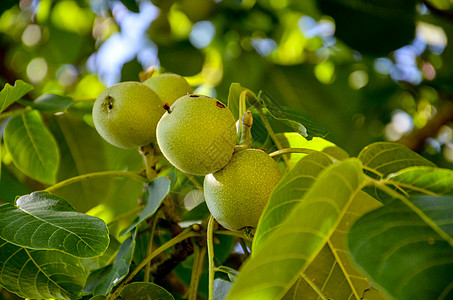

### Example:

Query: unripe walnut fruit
xmin=92 ymin=82 xmax=164 ymax=149
xmin=156 ymin=94 xmax=237 ymax=175
xmin=204 ymin=149 xmax=282 ymax=231
xmin=143 ymin=73 xmax=193 ymax=106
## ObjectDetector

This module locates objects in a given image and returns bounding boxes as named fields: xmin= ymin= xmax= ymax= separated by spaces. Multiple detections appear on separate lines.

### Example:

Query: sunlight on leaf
xmin=0 ymin=191 xmax=109 ymax=258
xmin=254 ymin=151 xmax=335 ymax=253
xmin=4 ymin=110 xmax=60 ymax=185
xmin=359 ymin=142 xmax=435 ymax=178
xmin=228 ymin=159 xmax=366 ymax=300
xmin=0 ymin=80 xmax=33 ymax=114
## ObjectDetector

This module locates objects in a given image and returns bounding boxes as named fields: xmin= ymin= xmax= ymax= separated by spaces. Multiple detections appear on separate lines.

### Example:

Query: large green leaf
xmin=348 ymin=196 xmax=453 ymax=300
xmin=93 ymin=237 xmax=136 ymax=295
xmin=227 ymin=159 xmax=366 ymax=299
xmin=358 ymin=142 xmax=436 ymax=178
xmin=0 ymin=191 xmax=109 ymax=258
xmin=253 ymin=151 xmax=335 ymax=253
xmin=4 ymin=110 xmax=60 ymax=185
xmin=0 ymin=80 xmax=33 ymax=114
xmin=120 ymin=176 xmax=171 ymax=236
xmin=388 ymin=166 xmax=453 ymax=196
xmin=0 ymin=237 xmax=85 ymax=300
xmin=119 ymin=282 xmax=175 ymax=299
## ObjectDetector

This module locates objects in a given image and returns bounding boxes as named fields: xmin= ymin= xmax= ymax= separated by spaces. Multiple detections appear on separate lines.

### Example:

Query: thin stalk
xmin=269 ymin=147 xmax=317 ymax=158
xmin=214 ymin=230 xmax=253 ymax=242
xmin=255 ymin=105 xmax=291 ymax=169
xmin=45 ymin=171 xmax=148 ymax=194
xmin=144 ymin=210 xmax=161 ymax=282
xmin=207 ymin=216 xmax=216 ymax=300
xmin=188 ymin=241 xmax=207 ymax=300
xmin=109 ymin=228 xmax=200 ymax=299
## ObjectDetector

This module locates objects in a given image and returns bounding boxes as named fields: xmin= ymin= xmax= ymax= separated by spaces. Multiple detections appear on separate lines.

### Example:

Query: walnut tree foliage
xmin=0 ymin=1 xmax=453 ymax=299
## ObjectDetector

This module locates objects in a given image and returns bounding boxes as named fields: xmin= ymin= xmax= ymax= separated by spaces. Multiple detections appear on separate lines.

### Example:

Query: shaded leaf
xmin=81 ymin=236 xmax=121 ymax=273
xmin=119 ymin=282 xmax=175 ymax=299
xmin=317 ymin=0 xmax=417 ymax=56
xmin=214 ymin=279 xmax=233 ymax=300
xmin=0 ymin=238 xmax=85 ymax=300
xmin=358 ymin=142 xmax=435 ymax=178
xmin=228 ymin=159 xmax=365 ymax=299
xmin=19 ymin=93 xmax=74 ymax=113
xmin=0 ymin=80 xmax=33 ymax=114
xmin=388 ymin=166 xmax=453 ymax=196
xmin=348 ymin=196 xmax=453 ymax=300
xmin=258 ymin=90 xmax=329 ymax=140
xmin=120 ymin=177 xmax=171 ymax=236
xmin=254 ymin=151 xmax=335 ymax=253
xmin=120 ymin=0 xmax=139 ymax=13
xmin=0 ymin=191 xmax=109 ymax=258
xmin=93 ymin=237 xmax=136 ymax=295
xmin=227 ymin=83 xmax=249 ymax=121
xmin=4 ymin=110 xmax=60 ymax=185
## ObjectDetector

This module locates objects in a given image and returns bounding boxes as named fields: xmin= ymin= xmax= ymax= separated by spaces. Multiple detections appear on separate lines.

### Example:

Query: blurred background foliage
xmin=2 ymin=0 xmax=453 ymax=200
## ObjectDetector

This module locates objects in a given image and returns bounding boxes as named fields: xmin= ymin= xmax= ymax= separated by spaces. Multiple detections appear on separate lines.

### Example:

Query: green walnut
xmin=143 ymin=73 xmax=193 ymax=106
xmin=156 ymin=94 xmax=237 ymax=175
xmin=92 ymin=82 xmax=164 ymax=149
xmin=204 ymin=149 xmax=282 ymax=231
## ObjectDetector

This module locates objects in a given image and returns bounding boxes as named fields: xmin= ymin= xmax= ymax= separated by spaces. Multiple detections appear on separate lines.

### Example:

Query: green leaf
xmin=0 ymin=80 xmax=33 ymax=114
xmin=348 ymin=196 xmax=453 ymax=300
xmin=81 ymin=236 xmax=121 ymax=273
xmin=289 ymin=191 xmax=383 ymax=300
xmin=228 ymin=159 xmax=365 ymax=299
xmin=93 ymin=237 xmax=136 ymax=295
xmin=119 ymin=282 xmax=175 ymax=299
xmin=388 ymin=166 xmax=453 ymax=196
xmin=275 ymin=132 xmax=345 ymax=167
xmin=119 ymin=0 xmax=139 ymax=13
xmin=0 ymin=238 xmax=85 ymax=300
xmin=253 ymin=151 xmax=335 ymax=253
xmin=19 ymin=93 xmax=74 ymax=113
xmin=227 ymin=83 xmax=251 ymax=121
xmin=4 ymin=110 xmax=60 ymax=185
xmin=258 ymin=90 xmax=329 ymax=140
xmin=0 ymin=191 xmax=109 ymax=258
xmin=120 ymin=177 xmax=171 ymax=236
xmin=359 ymin=142 xmax=435 ymax=178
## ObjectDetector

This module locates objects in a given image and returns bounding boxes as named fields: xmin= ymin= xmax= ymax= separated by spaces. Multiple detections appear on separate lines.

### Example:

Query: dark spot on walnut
xmin=189 ymin=95 xmax=199 ymax=98
xmin=216 ymin=101 xmax=226 ymax=108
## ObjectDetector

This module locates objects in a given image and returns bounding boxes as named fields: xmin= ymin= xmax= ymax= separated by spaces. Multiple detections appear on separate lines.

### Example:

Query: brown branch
xmin=399 ymin=100 xmax=453 ymax=152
